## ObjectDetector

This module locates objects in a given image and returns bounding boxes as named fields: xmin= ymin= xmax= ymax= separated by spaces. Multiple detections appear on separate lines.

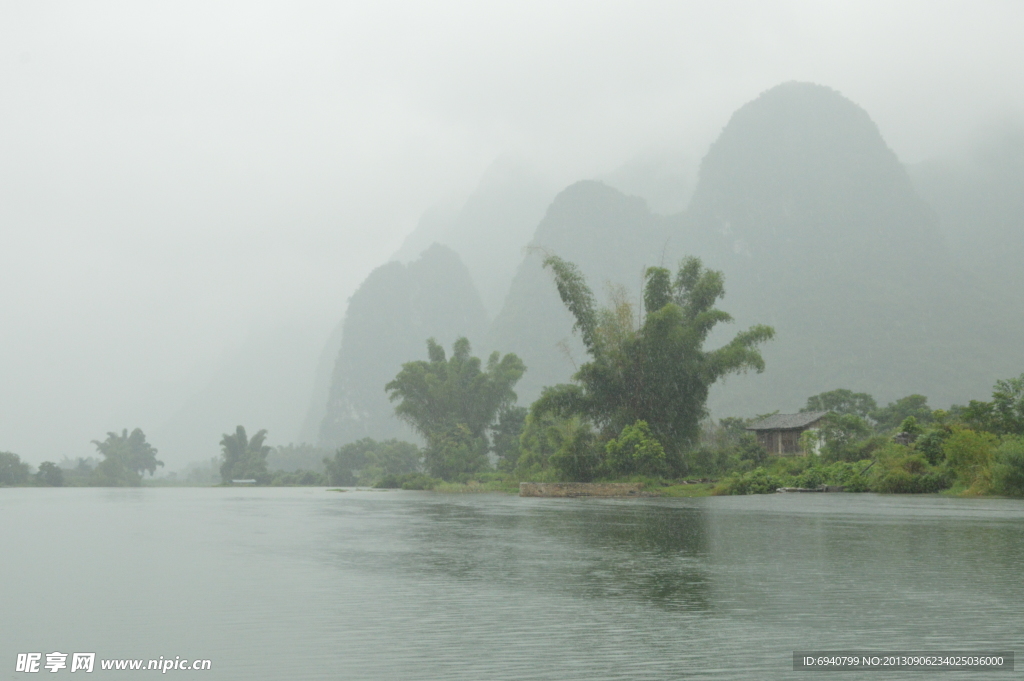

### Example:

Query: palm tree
xmin=219 ymin=426 xmax=270 ymax=483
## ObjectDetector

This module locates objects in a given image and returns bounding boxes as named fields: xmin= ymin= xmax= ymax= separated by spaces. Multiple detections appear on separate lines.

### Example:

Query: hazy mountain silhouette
xmin=685 ymin=82 xmax=1012 ymax=414
xmin=296 ymin=315 xmax=346 ymax=444
xmin=308 ymin=82 xmax=1024 ymax=451
xmin=599 ymin=149 xmax=696 ymax=215
xmin=485 ymin=181 xmax=673 ymax=403
xmin=317 ymin=244 xmax=488 ymax=447
xmin=153 ymin=319 xmax=328 ymax=467
xmin=491 ymin=82 xmax=1024 ymax=416
xmin=392 ymin=157 xmax=554 ymax=316
xmin=908 ymin=124 xmax=1024 ymax=301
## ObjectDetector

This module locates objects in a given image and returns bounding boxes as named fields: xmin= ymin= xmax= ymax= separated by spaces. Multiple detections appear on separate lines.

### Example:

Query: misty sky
xmin=2 ymin=1 xmax=1023 ymax=465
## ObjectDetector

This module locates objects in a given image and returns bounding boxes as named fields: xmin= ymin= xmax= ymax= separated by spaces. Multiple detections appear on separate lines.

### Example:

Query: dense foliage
xmin=0 ymin=452 xmax=66 ymax=487
xmin=386 ymin=337 xmax=525 ymax=480
xmin=323 ymin=438 xmax=421 ymax=486
xmin=92 ymin=428 xmax=163 ymax=486
xmin=219 ymin=426 xmax=271 ymax=484
xmin=712 ymin=374 xmax=1024 ymax=497
xmin=491 ymin=405 xmax=528 ymax=471
xmin=525 ymin=255 xmax=773 ymax=475
xmin=802 ymin=389 xmax=878 ymax=420
xmin=35 ymin=461 xmax=65 ymax=487
xmin=0 ymin=451 xmax=31 ymax=486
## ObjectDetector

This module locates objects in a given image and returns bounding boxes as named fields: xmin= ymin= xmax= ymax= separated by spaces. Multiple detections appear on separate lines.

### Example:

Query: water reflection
xmin=699 ymin=494 xmax=1024 ymax=654
xmin=6 ymin=489 xmax=1024 ymax=680
xmin=329 ymin=496 xmax=711 ymax=611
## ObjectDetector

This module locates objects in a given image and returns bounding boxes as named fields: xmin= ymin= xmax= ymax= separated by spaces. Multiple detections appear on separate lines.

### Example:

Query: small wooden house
xmin=745 ymin=411 xmax=829 ymax=456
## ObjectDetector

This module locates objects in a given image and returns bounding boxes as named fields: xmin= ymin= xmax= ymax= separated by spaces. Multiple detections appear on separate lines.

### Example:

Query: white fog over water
xmin=2 ymin=2 xmax=1024 ymax=466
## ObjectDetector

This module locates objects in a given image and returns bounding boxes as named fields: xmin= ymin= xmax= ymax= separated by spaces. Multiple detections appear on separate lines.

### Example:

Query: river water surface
xmin=2 ymin=489 xmax=1022 ymax=680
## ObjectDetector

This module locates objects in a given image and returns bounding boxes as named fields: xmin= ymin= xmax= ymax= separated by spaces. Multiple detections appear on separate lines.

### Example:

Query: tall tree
xmin=0 ymin=451 xmax=31 ymax=486
xmin=535 ymin=255 xmax=774 ymax=460
xmin=991 ymin=374 xmax=1024 ymax=436
xmin=491 ymin=405 xmax=528 ymax=471
xmin=871 ymin=394 xmax=933 ymax=432
xmin=385 ymin=337 xmax=525 ymax=479
xmin=35 ymin=462 xmax=64 ymax=487
xmin=802 ymin=389 xmax=878 ymax=420
xmin=92 ymin=428 xmax=162 ymax=486
xmin=957 ymin=373 xmax=1024 ymax=436
xmin=219 ymin=426 xmax=271 ymax=483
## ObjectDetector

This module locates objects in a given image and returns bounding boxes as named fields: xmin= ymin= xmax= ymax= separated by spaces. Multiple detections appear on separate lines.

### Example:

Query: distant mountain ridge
xmin=309 ymin=81 xmax=1024 ymax=450
xmin=391 ymin=158 xmax=555 ymax=316
xmin=487 ymin=82 xmax=1024 ymax=415
xmin=683 ymin=82 xmax=1013 ymax=414
xmin=317 ymin=244 xmax=488 ymax=447
xmin=485 ymin=180 xmax=671 ymax=403
xmin=908 ymin=125 xmax=1024 ymax=299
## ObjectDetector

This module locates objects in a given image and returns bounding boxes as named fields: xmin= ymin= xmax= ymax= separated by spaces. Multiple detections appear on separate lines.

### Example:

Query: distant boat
xmin=231 ymin=479 xmax=257 ymax=485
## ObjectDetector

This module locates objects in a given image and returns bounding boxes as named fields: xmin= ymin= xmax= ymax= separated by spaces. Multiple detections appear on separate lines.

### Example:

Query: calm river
xmin=2 ymin=489 xmax=1022 ymax=679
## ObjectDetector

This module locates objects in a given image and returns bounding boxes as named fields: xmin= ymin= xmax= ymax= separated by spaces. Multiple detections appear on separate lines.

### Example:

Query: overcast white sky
xmin=2 ymin=1 xmax=1022 ymax=465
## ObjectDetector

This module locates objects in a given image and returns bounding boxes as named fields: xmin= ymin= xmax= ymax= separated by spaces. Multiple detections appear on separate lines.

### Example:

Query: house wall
xmin=756 ymin=428 xmax=810 ymax=455
xmin=779 ymin=429 xmax=802 ymax=454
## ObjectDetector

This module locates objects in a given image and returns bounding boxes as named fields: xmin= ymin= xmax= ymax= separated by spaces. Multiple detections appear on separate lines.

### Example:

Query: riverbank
xmin=384 ymin=477 xmax=716 ymax=497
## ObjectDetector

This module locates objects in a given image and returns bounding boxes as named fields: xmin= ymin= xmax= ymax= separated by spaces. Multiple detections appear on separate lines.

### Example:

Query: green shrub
xmin=688 ymin=446 xmax=717 ymax=475
xmin=515 ymin=413 xmax=597 ymax=481
xmin=324 ymin=438 xmax=421 ymax=486
xmin=820 ymin=460 xmax=873 ymax=492
xmin=736 ymin=433 xmax=769 ymax=467
xmin=374 ymin=472 xmax=440 ymax=490
xmin=849 ymin=434 xmax=890 ymax=461
xmin=514 ymin=414 xmax=600 ymax=482
xmin=942 ymin=427 xmax=996 ymax=493
xmin=402 ymin=473 xmax=440 ymax=490
xmin=794 ymin=467 xmax=826 ymax=489
xmin=991 ymin=436 xmax=1024 ymax=497
xmin=423 ymin=424 xmax=488 ymax=482
xmin=270 ymin=469 xmax=326 ymax=486
xmin=512 ymin=462 xmax=560 ymax=483
xmin=550 ymin=420 xmax=601 ymax=482
xmin=915 ymin=426 xmax=950 ymax=465
xmin=872 ymin=467 xmax=949 ymax=494
xmin=604 ymin=421 xmax=668 ymax=478
xmin=870 ymin=450 xmax=951 ymax=494
xmin=713 ymin=468 xmax=783 ymax=495
xmin=772 ymin=454 xmax=815 ymax=477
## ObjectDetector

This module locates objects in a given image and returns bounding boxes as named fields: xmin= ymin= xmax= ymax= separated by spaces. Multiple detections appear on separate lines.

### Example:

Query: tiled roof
xmin=745 ymin=411 xmax=829 ymax=431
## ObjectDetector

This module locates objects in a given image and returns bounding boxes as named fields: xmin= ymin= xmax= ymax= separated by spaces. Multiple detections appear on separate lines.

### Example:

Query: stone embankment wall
xmin=519 ymin=482 xmax=646 ymax=498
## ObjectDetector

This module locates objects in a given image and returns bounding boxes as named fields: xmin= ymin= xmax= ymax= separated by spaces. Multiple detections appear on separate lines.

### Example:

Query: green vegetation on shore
xmin=339 ymin=253 xmax=1024 ymax=499
xmin=4 ymin=253 xmax=1024 ymax=499
xmin=707 ymin=380 xmax=1024 ymax=497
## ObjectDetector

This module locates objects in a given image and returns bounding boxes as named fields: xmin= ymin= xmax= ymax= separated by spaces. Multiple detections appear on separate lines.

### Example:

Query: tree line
xmin=706 ymin=380 xmax=1024 ymax=496
xmin=343 ymin=251 xmax=1024 ymax=497
xmin=367 ymin=254 xmax=776 ymax=488
xmin=0 ymin=429 xmax=162 ymax=488
xmin=5 ymin=251 xmax=1023 ymax=497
